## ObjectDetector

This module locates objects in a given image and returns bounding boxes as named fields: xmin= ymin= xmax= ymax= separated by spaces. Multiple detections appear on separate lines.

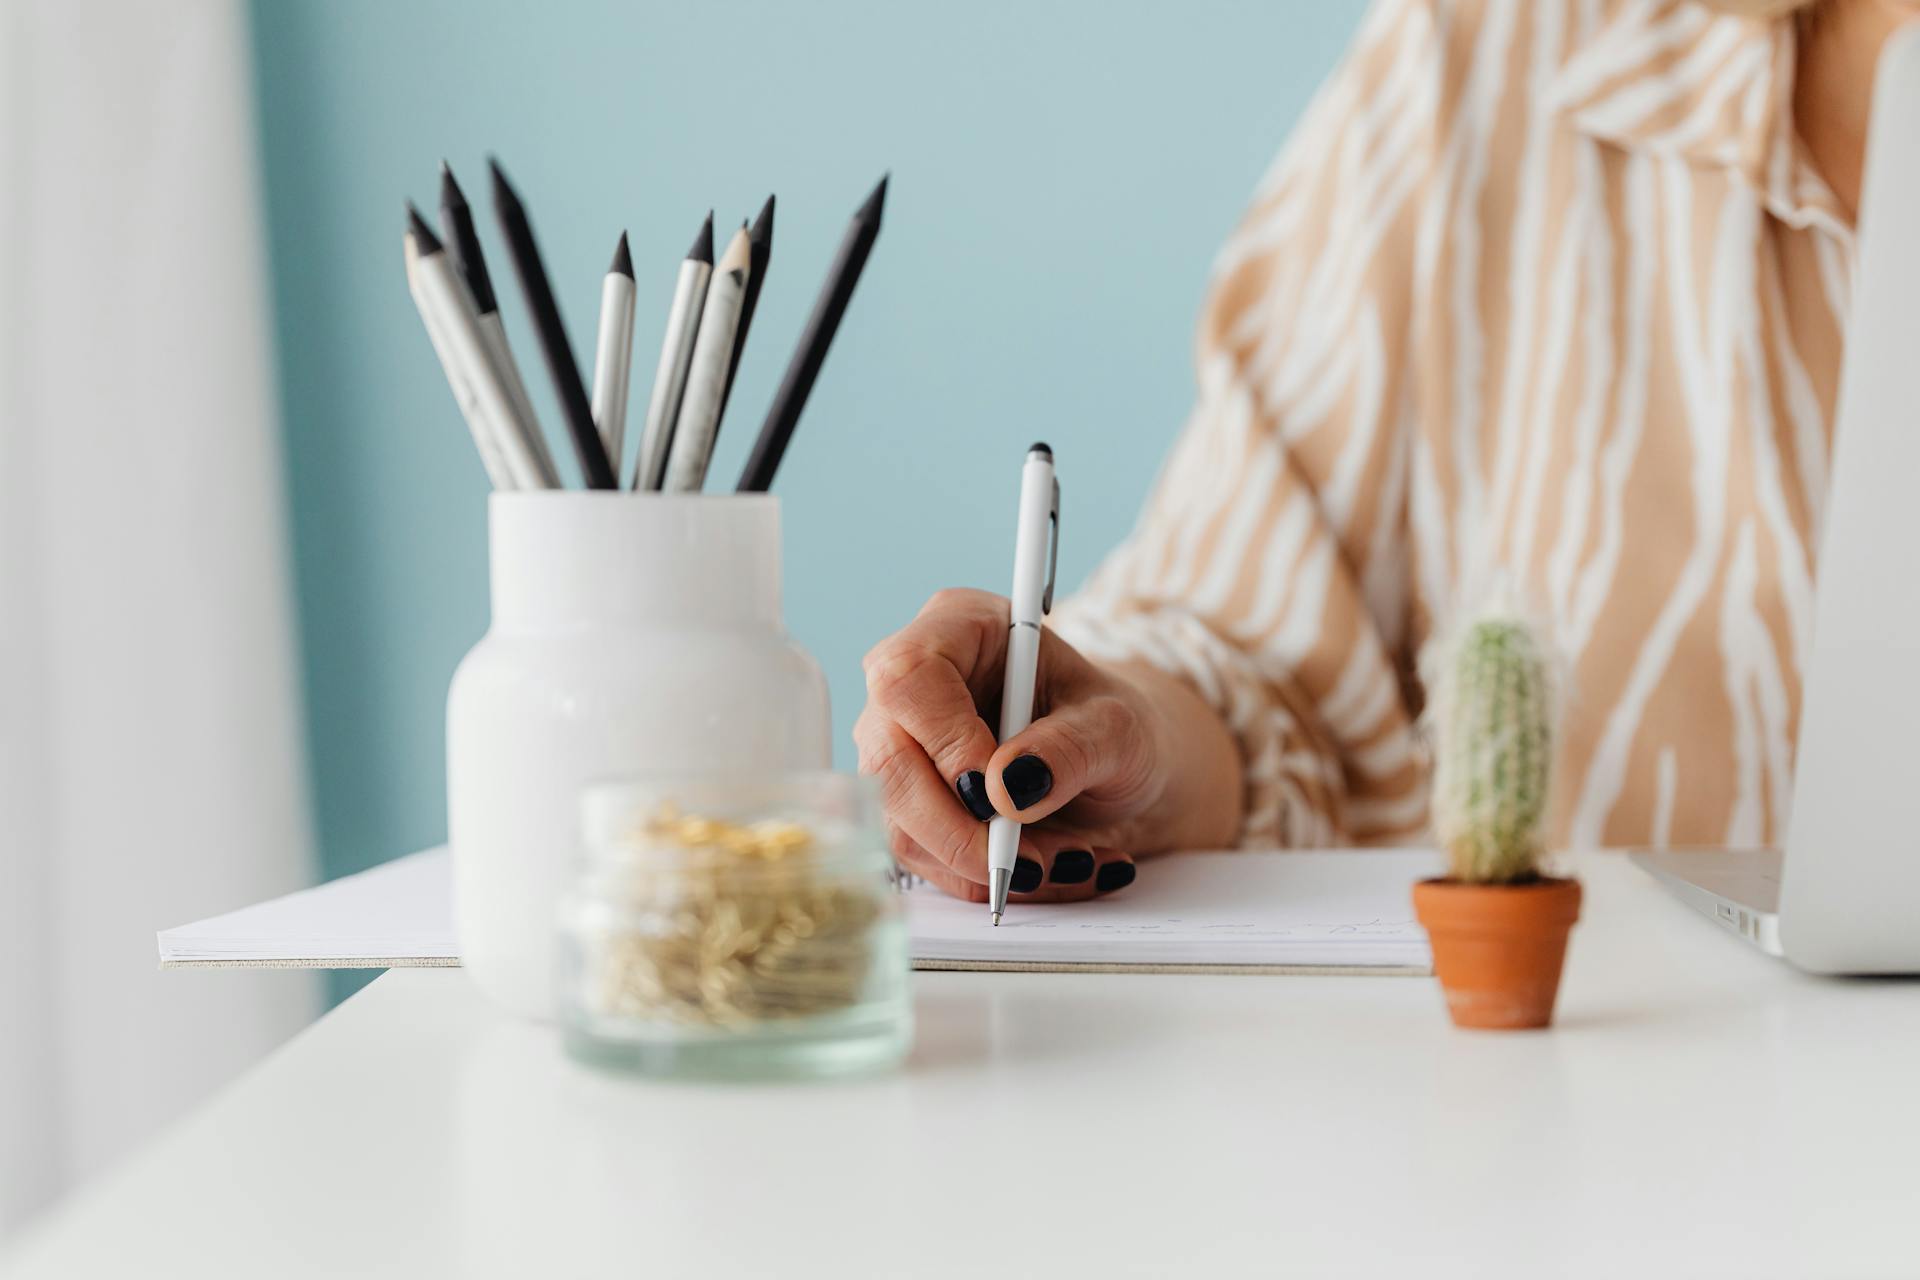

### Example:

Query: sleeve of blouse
xmin=1048 ymin=0 xmax=1441 ymax=848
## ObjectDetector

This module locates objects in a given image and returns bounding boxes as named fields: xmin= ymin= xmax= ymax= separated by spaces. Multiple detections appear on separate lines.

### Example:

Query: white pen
xmin=661 ymin=223 xmax=751 ymax=493
xmin=633 ymin=214 xmax=714 ymax=490
xmin=590 ymin=232 xmax=637 ymax=472
xmin=988 ymin=442 xmax=1061 ymax=924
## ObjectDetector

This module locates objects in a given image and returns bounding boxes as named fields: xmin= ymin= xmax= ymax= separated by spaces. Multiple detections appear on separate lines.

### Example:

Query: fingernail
xmin=1050 ymin=850 xmax=1095 ymax=884
xmin=1095 ymin=860 xmax=1137 ymax=893
xmin=1011 ymin=857 xmax=1043 ymax=893
xmin=955 ymin=771 xmax=995 ymax=822
xmin=1001 ymin=754 xmax=1052 ymax=809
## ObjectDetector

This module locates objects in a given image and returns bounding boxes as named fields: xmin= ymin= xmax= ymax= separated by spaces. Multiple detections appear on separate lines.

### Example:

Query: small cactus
xmin=1427 ymin=609 xmax=1555 ymax=884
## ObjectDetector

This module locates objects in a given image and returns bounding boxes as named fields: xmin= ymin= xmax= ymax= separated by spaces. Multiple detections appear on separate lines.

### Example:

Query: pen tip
xmin=610 ymin=231 xmax=633 ymax=278
xmin=991 ymin=912 xmax=1002 ymax=926
xmin=405 ymin=201 xmax=442 ymax=255
xmin=689 ymin=212 xmax=714 ymax=264
xmin=1029 ymin=441 xmax=1052 ymax=457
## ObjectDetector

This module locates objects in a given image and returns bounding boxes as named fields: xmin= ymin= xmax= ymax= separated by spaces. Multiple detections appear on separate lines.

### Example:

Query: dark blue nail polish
xmin=1095 ymin=860 xmax=1136 ymax=893
xmin=955 ymin=771 xmax=994 ymax=821
xmin=1001 ymin=754 xmax=1052 ymax=809
xmin=1050 ymin=850 xmax=1095 ymax=884
xmin=1011 ymin=857 xmax=1043 ymax=893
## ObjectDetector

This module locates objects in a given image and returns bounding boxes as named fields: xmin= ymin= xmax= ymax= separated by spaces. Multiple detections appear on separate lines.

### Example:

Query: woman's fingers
xmin=861 ymin=592 xmax=1007 ymax=820
xmin=890 ymin=830 xmax=1135 ymax=908
xmin=984 ymin=693 xmax=1157 ymax=824
xmin=854 ymin=709 xmax=990 ymax=884
xmin=888 ymin=826 xmax=988 ymax=903
xmin=1004 ymin=836 xmax=1137 ymax=905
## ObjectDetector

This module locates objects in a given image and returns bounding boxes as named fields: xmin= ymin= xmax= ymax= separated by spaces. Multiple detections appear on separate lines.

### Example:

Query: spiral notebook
xmin=157 ymin=847 xmax=1437 ymax=974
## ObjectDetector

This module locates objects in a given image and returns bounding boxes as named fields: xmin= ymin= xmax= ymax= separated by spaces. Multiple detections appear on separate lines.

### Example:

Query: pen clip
xmin=1042 ymin=477 xmax=1061 ymax=616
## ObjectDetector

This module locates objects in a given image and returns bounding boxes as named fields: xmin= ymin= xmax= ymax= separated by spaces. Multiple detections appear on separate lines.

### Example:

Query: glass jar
xmin=556 ymin=772 xmax=911 ymax=1080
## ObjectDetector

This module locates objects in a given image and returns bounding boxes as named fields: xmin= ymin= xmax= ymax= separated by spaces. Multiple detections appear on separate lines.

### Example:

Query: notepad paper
xmin=159 ymin=846 xmax=1437 ymax=973
xmin=158 ymin=848 xmax=459 ymax=968
xmin=906 ymin=849 xmax=1437 ymax=972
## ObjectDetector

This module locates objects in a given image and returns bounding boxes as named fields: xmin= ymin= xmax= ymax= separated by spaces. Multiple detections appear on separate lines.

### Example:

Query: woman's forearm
xmin=1111 ymin=660 xmax=1244 ymax=853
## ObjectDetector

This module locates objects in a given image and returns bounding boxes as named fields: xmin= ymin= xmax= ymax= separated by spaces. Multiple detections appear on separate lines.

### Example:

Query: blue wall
xmin=249 ymin=0 xmax=1366 ymax=909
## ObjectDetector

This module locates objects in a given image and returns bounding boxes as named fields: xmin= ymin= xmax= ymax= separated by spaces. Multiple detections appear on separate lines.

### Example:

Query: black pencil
xmin=487 ymin=158 xmax=618 ymax=489
xmin=736 ymin=175 xmax=886 ymax=492
xmin=438 ymin=161 xmax=496 ymax=316
xmin=715 ymin=194 xmax=774 ymax=428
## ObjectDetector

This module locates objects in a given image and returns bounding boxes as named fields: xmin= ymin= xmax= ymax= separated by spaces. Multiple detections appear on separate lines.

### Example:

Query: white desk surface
xmin=10 ymin=851 xmax=1919 ymax=1278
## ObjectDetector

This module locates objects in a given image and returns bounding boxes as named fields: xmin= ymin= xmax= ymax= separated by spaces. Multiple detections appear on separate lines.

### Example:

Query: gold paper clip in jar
xmin=557 ymin=773 xmax=911 ymax=1080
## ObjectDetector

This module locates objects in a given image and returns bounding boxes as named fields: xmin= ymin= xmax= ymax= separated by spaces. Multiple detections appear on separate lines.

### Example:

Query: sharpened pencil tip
xmin=859 ymin=173 xmax=888 ymax=222
xmin=751 ymin=193 xmax=775 ymax=243
xmin=689 ymin=212 xmax=714 ymax=264
xmin=405 ymin=202 xmax=442 ymax=255
xmin=717 ymin=224 xmax=753 ymax=275
xmin=440 ymin=161 xmax=468 ymax=209
xmin=487 ymin=156 xmax=519 ymax=207
xmin=610 ymin=231 xmax=632 ymax=278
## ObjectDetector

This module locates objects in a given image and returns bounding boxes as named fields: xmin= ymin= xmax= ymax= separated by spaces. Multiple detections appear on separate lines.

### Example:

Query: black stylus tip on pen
xmin=1029 ymin=441 xmax=1052 ymax=456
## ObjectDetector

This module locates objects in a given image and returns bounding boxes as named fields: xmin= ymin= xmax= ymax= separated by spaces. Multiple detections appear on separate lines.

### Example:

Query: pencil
xmin=736 ymin=174 xmax=886 ymax=492
xmin=662 ymin=223 xmax=752 ymax=492
xmin=714 ymin=193 xmax=774 ymax=428
xmin=487 ymin=158 xmax=618 ymax=489
xmin=403 ymin=205 xmax=552 ymax=491
xmin=632 ymin=213 xmax=714 ymax=490
xmin=590 ymin=231 xmax=637 ymax=472
xmin=439 ymin=162 xmax=558 ymax=488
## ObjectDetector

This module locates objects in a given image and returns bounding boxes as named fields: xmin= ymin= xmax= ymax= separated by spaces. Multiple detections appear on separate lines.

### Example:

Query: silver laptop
xmin=1633 ymin=27 xmax=1920 ymax=975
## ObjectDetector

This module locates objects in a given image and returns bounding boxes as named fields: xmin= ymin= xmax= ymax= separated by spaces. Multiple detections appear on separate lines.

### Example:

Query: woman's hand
xmin=855 ymin=588 xmax=1243 ymax=903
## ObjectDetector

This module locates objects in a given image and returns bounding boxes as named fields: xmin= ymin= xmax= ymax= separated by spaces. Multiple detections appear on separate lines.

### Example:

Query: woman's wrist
xmin=1108 ymin=660 xmax=1245 ymax=853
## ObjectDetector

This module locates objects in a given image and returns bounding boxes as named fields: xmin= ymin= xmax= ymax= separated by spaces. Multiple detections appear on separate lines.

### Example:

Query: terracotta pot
xmin=1412 ymin=877 xmax=1582 ymax=1030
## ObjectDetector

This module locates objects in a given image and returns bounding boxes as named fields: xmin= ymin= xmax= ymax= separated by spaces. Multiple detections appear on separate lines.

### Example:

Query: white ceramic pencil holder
xmin=447 ymin=493 xmax=830 ymax=1019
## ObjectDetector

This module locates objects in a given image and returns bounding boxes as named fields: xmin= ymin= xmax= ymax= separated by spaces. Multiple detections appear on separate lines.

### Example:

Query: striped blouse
xmin=1051 ymin=0 xmax=1854 ymax=851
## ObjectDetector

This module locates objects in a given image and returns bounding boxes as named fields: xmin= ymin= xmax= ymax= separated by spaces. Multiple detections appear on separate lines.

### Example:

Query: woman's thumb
xmin=984 ymin=694 xmax=1152 ymax=822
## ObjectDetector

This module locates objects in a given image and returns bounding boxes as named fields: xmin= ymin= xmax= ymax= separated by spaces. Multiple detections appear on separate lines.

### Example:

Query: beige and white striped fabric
xmin=1050 ymin=0 xmax=1855 ymax=851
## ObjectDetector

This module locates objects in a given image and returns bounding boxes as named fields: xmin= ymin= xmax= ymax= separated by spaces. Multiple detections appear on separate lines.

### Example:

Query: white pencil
xmin=590 ymin=232 xmax=637 ymax=473
xmin=438 ymin=166 xmax=558 ymax=489
xmin=661 ymin=223 xmax=751 ymax=493
xmin=406 ymin=231 xmax=516 ymax=488
xmin=632 ymin=213 xmax=714 ymax=490
xmin=404 ymin=205 xmax=552 ymax=490
xmin=475 ymin=310 xmax=559 ymax=488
